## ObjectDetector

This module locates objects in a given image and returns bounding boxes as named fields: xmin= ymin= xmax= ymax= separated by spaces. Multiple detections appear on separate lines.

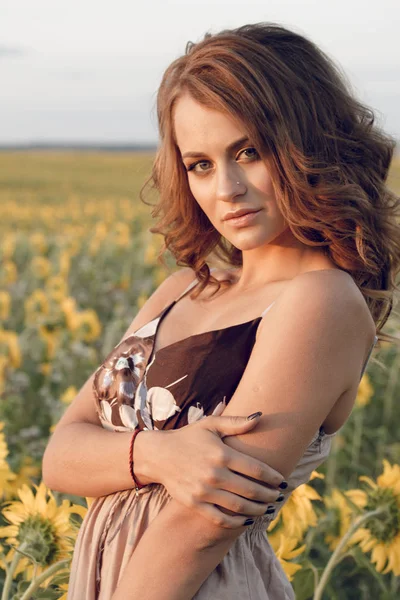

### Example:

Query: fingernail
xmin=276 ymin=493 xmax=285 ymax=502
xmin=279 ymin=481 xmax=288 ymax=490
xmin=244 ymin=518 xmax=255 ymax=526
xmin=246 ymin=411 xmax=262 ymax=421
xmin=265 ymin=506 xmax=275 ymax=515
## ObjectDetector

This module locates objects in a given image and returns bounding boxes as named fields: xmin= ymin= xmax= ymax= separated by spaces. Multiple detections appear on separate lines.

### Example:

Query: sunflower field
xmin=0 ymin=151 xmax=399 ymax=599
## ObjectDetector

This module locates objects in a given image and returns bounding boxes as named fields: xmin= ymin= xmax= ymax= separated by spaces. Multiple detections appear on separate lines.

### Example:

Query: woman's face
xmin=173 ymin=93 xmax=289 ymax=251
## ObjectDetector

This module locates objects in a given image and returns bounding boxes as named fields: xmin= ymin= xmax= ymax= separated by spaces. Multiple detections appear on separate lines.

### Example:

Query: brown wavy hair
xmin=141 ymin=22 xmax=400 ymax=346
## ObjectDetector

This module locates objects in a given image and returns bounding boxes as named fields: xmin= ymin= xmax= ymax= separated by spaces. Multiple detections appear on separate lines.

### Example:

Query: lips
xmin=224 ymin=208 xmax=261 ymax=221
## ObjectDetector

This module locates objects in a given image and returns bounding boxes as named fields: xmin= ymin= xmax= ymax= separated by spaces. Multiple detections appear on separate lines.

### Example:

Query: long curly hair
xmin=141 ymin=22 xmax=400 ymax=345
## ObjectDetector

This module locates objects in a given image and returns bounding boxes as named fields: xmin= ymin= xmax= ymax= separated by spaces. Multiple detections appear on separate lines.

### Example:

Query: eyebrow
xmin=181 ymin=136 xmax=251 ymax=160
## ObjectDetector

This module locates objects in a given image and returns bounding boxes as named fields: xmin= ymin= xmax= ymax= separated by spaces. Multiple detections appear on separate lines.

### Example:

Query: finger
xmin=202 ymin=414 xmax=262 ymax=439
xmin=222 ymin=471 xmax=284 ymax=505
xmin=224 ymin=447 xmax=286 ymax=490
xmin=193 ymin=500 xmax=255 ymax=530
xmin=201 ymin=487 xmax=270 ymax=517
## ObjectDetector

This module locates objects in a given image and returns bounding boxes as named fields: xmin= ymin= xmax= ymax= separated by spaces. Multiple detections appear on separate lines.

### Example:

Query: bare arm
xmin=112 ymin=271 xmax=375 ymax=599
xmin=112 ymin=498 xmax=247 ymax=600
xmin=42 ymin=268 xmax=196 ymax=496
xmin=42 ymin=421 xmax=160 ymax=496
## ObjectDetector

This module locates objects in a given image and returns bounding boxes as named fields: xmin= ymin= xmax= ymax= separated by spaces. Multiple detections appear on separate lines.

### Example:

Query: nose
xmin=215 ymin=167 xmax=247 ymax=202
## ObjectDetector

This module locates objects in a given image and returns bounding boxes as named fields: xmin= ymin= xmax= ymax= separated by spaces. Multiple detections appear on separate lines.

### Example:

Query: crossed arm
xmin=111 ymin=272 xmax=370 ymax=599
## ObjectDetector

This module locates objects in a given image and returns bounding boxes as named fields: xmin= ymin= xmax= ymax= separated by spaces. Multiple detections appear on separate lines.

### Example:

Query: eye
xmin=186 ymin=160 xmax=211 ymax=173
xmin=237 ymin=147 xmax=259 ymax=161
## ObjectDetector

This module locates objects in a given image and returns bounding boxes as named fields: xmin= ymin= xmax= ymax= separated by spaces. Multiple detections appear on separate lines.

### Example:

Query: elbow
xmin=193 ymin=515 xmax=243 ymax=551
xmin=41 ymin=448 xmax=54 ymax=489
xmin=42 ymin=443 xmax=60 ymax=492
xmin=198 ymin=504 xmax=251 ymax=549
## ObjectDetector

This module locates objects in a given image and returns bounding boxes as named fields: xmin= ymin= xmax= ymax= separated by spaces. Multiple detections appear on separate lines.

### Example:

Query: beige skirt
xmin=67 ymin=482 xmax=295 ymax=600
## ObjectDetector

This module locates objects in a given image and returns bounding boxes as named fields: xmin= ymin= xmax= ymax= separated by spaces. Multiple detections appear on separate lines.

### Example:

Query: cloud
xmin=0 ymin=44 xmax=27 ymax=58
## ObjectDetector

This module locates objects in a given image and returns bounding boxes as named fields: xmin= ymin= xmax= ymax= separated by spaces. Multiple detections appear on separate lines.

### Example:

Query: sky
xmin=0 ymin=0 xmax=399 ymax=145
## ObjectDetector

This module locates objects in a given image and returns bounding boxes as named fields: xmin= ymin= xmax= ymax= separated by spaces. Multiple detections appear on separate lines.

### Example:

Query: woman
xmin=43 ymin=22 xmax=400 ymax=600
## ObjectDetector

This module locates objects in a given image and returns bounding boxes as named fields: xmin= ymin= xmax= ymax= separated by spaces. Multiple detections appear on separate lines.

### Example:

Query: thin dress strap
xmin=260 ymin=301 xmax=275 ymax=318
xmin=174 ymin=277 xmax=200 ymax=302
xmin=173 ymin=268 xmax=219 ymax=303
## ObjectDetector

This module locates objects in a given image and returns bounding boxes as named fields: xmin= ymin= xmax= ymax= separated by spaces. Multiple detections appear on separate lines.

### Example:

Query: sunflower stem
xmin=313 ymin=508 xmax=384 ymax=600
xmin=1 ymin=541 xmax=29 ymax=600
xmin=309 ymin=560 xmax=319 ymax=590
xmin=18 ymin=558 xmax=70 ymax=600
xmin=378 ymin=351 xmax=400 ymax=467
xmin=390 ymin=571 xmax=399 ymax=595
xmin=325 ymin=436 xmax=340 ymax=494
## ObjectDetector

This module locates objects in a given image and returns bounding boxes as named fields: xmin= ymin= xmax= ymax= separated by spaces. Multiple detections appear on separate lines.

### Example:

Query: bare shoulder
xmin=257 ymin=268 xmax=376 ymax=386
xmin=164 ymin=266 xmax=200 ymax=299
xmin=291 ymin=269 xmax=376 ymax=343
xmin=217 ymin=268 xmax=375 ymax=483
xmin=122 ymin=267 xmax=197 ymax=338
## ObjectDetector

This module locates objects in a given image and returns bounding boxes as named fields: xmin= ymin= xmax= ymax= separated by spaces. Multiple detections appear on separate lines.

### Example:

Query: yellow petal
xmin=371 ymin=543 xmax=387 ymax=572
xmin=359 ymin=476 xmax=377 ymax=489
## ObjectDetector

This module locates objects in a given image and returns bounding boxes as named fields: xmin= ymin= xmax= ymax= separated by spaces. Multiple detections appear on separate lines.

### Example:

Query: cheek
xmin=252 ymin=167 xmax=275 ymax=196
xmin=188 ymin=180 xmax=212 ymax=213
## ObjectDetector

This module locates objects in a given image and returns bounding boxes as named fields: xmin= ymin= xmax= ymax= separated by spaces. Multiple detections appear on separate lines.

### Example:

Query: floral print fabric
xmin=92 ymin=282 xmax=269 ymax=433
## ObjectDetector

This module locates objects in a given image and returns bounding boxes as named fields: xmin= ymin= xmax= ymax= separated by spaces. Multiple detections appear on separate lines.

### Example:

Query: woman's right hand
xmin=139 ymin=413 xmax=287 ymax=529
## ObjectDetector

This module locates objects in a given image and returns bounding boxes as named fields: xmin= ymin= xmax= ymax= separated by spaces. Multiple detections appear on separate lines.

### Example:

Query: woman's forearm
xmin=111 ymin=497 xmax=243 ymax=600
xmin=42 ymin=423 xmax=161 ymax=497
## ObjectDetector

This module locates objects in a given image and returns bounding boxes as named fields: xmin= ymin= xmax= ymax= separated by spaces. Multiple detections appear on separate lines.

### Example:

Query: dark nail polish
xmin=265 ymin=506 xmax=275 ymax=515
xmin=246 ymin=411 xmax=262 ymax=421
xmin=276 ymin=493 xmax=285 ymax=502
xmin=244 ymin=518 xmax=255 ymax=526
xmin=279 ymin=481 xmax=288 ymax=490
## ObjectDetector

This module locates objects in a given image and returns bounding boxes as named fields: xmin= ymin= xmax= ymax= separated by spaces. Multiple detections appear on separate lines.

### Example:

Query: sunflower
xmin=350 ymin=460 xmax=400 ymax=576
xmin=39 ymin=362 xmax=52 ymax=377
xmin=153 ymin=267 xmax=168 ymax=287
xmin=30 ymin=232 xmax=48 ymax=254
xmin=94 ymin=221 xmax=108 ymax=240
xmin=114 ymin=222 xmax=131 ymax=248
xmin=31 ymin=256 xmax=52 ymax=279
xmin=136 ymin=293 xmax=148 ymax=310
xmin=355 ymin=373 xmax=374 ymax=407
xmin=268 ymin=531 xmax=306 ymax=581
xmin=0 ymin=421 xmax=16 ymax=496
xmin=72 ymin=309 xmax=102 ymax=342
xmin=59 ymin=250 xmax=71 ymax=276
xmin=39 ymin=324 xmax=61 ymax=362
xmin=45 ymin=275 xmax=68 ymax=302
xmin=24 ymin=289 xmax=50 ymax=325
xmin=0 ymin=290 xmax=11 ymax=321
xmin=268 ymin=471 xmax=323 ymax=539
xmin=0 ymin=481 xmax=85 ymax=585
xmin=60 ymin=386 xmax=77 ymax=405
xmin=1 ymin=455 xmax=40 ymax=500
xmin=0 ymin=329 xmax=21 ymax=368
xmin=324 ymin=488 xmax=366 ymax=551
xmin=1 ymin=260 xmax=18 ymax=285
xmin=61 ymin=296 xmax=79 ymax=331
xmin=55 ymin=581 xmax=69 ymax=600
xmin=2 ymin=233 xmax=16 ymax=260
xmin=144 ymin=242 xmax=157 ymax=265
xmin=0 ymin=355 xmax=8 ymax=395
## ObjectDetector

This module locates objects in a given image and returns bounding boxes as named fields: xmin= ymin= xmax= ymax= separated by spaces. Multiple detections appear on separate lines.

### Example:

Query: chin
xmin=229 ymin=235 xmax=270 ymax=251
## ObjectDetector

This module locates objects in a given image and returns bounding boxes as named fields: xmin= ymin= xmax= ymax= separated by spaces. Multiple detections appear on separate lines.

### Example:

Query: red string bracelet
xmin=129 ymin=428 xmax=146 ymax=497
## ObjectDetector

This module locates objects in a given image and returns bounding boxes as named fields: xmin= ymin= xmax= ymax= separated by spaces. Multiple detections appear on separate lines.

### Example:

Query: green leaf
xmin=292 ymin=565 xmax=316 ymax=600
